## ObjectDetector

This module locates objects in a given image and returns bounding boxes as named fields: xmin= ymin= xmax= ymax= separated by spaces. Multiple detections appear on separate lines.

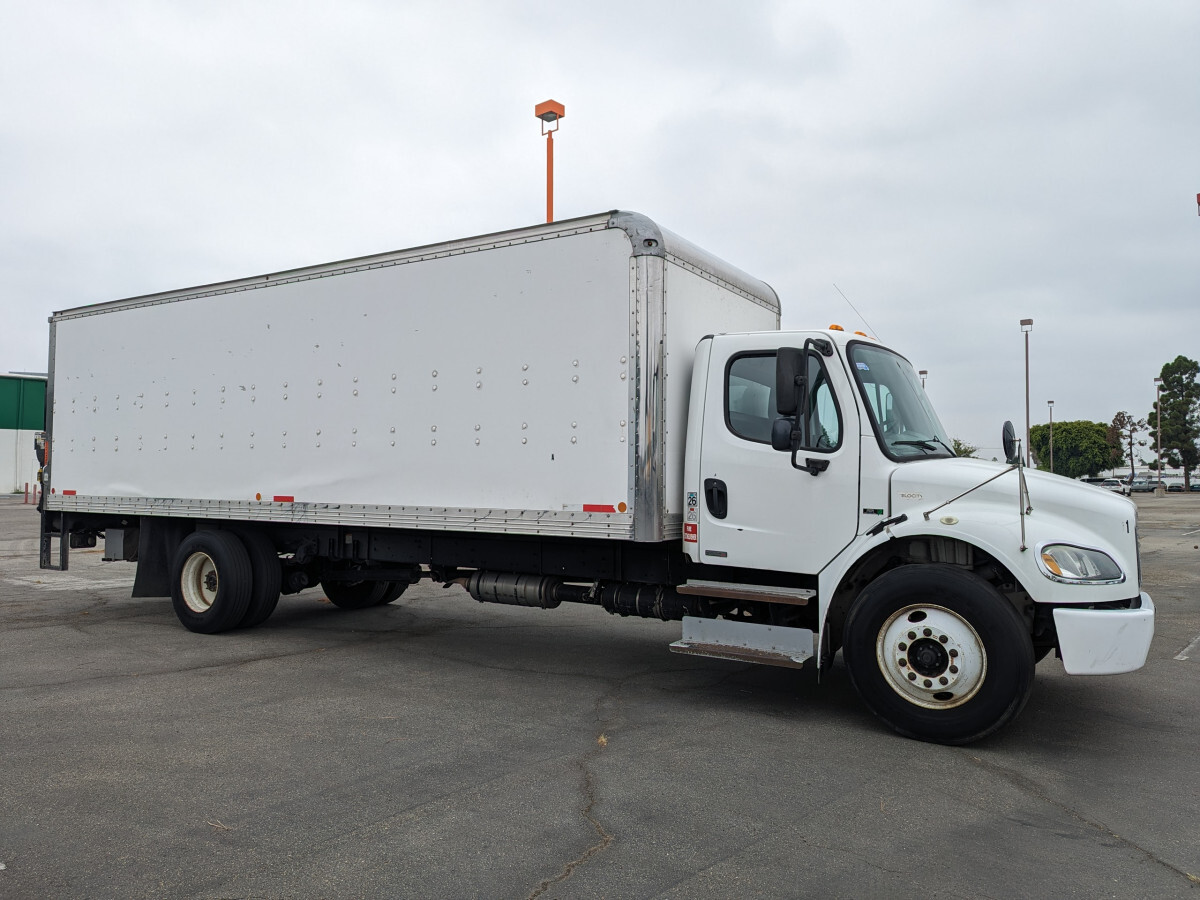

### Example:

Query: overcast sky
xmin=2 ymin=1 xmax=1197 ymax=457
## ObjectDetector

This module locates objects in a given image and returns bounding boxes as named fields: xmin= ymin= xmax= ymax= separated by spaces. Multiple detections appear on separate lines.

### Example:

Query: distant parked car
xmin=1167 ymin=483 xmax=1184 ymax=493
xmin=1129 ymin=479 xmax=1162 ymax=493
xmin=1099 ymin=479 xmax=1127 ymax=494
xmin=1191 ymin=482 xmax=1200 ymax=492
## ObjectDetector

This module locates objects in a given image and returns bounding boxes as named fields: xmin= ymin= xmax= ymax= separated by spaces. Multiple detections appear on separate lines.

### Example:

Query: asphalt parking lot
xmin=2 ymin=493 xmax=1199 ymax=899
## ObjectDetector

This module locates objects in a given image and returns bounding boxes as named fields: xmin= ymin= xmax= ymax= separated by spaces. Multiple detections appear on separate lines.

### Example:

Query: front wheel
xmin=842 ymin=564 xmax=1035 ymax=745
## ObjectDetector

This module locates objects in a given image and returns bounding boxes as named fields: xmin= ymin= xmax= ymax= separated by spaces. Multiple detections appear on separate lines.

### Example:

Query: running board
xmin=676 ymin=580 xmax=814 ymax=606
xmin=670 ymin=616 xmax=814 ymax=669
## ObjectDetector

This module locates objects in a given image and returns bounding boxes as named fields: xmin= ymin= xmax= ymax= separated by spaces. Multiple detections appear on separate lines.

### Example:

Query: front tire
xmin=842 ymin=564 xmax=1035 ymax=745
xmin=171 ymin=531 xmax=253 ymax=634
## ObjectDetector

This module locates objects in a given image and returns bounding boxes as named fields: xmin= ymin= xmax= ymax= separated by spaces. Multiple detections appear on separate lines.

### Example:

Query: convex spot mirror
xmin=1002 ymin=420 xmax=1020 ymax=465
xmin=771 ymin=417 xmax=795 ymax=452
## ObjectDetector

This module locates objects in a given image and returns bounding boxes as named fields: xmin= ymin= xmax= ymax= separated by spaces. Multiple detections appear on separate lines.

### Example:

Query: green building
xmin=2 ymin=373 xmax=46 ymax=492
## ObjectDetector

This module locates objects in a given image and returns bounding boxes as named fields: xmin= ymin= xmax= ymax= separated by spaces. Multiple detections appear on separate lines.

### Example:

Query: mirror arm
xmin=790 ymin=449 xmax=830 ymax=476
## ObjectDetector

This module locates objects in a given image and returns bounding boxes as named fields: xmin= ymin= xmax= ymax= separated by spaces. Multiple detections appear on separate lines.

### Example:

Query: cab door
xmin=693 ymin=333 xmax=861 ymax=576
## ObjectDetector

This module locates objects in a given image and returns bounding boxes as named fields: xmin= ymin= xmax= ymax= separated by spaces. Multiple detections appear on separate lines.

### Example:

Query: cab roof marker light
xmin=829 ymin=324 xmax=844 ymax=331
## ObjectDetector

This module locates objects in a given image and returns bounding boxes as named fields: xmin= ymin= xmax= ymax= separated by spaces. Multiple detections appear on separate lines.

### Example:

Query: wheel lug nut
xmin=898 ymin=642 xmax=907 ymax=651
xmin=898 ymin=659 xmax=907 ymax=667
xmin=923 ymin=679 xmax=933 ymax=688
xmin=908 ymin=632 xmax=916 ymax=640
xmin=949 ymin=649 xmax=958 ymax=658
xmin=939 ymin=677 xmax=949 ymax=685
xmin=923 ymin=628 xmax=933 ymax=637
xmin=907 ymin=672 xmax=917 ymax=681
xmin=939 ymin=635 xmax=948 ymax=644
xmin=949 ymin=665 xmax=959 ymax=674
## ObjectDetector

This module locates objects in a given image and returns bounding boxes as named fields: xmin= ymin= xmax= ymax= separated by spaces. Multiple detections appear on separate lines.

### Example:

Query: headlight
xmin=1038 ymin=544 xmax=1125 ymax=584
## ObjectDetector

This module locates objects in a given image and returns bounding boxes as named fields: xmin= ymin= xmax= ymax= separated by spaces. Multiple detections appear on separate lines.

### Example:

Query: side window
xmin=726 ymin=354 xmax=776 ymax=443
xmin=807 ymin=354 xmax=842 ymax=451
xmin=725 ymin=351 xmax=842 ymax=450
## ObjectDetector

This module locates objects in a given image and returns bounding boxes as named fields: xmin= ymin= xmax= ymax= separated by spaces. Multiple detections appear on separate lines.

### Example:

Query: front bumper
xmin=1053 ymin=592 xmax=1155 ymax=675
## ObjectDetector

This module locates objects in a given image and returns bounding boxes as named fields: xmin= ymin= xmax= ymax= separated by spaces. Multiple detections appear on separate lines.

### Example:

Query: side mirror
xmin=1002 ymin=421 xmax=1020 ymax=465
xmin=775 ymin=348 xmax=805 ymax=416
xmin=34 ymin=431 xmax=47 ymax=467
xmin=771 ymin=417 xmax=795 ymax=452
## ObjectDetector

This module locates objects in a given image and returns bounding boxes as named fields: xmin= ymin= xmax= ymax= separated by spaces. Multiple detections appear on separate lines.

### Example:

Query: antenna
xmin=833 ymin=283 xmax=879 ymax=339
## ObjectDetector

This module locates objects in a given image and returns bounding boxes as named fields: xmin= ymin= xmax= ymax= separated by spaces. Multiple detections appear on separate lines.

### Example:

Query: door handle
xmin=704 ymin=478 xmax=728 ymax=519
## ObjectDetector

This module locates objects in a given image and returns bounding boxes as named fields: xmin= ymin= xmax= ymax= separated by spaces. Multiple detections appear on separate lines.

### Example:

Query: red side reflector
xmin=273 ymin=495 xmax=294 ymax=503
xmin=582 ymin=504 xmax=616 ymax=513
xmin=62 ymin=490 xmax=77 ymax=496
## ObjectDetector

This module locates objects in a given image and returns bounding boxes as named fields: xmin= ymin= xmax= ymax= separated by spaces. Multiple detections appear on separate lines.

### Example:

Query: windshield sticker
xmin=856 ymin=362 xmax=870 ymax=371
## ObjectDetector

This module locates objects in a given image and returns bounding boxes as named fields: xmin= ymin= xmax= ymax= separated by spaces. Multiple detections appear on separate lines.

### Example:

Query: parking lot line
xmin=1174 ymin=633 xmax=1200 ymax=661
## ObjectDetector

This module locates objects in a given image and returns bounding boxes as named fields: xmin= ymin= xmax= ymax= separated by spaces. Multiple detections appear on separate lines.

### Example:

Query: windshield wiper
xmin=893 ymin=439 xmax=938 ymax=452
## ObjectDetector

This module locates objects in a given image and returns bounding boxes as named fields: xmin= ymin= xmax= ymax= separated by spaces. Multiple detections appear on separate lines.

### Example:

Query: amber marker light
xmin=535 ymin=99 xmax=565 ymax=223
xmin=829 ymin=324 xmax=844 ymax=331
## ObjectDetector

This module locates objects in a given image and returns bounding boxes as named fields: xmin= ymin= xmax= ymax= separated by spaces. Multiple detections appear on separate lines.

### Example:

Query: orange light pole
xmin=535 ymin=100 xmax=565 ymax=223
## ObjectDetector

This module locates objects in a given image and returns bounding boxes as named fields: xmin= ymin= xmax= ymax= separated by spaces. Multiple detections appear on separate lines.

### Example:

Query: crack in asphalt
xmin=521 ymin=661 xmax=746 ymax=899
xmin=962 ymin=752 xmax=1200 ymax=886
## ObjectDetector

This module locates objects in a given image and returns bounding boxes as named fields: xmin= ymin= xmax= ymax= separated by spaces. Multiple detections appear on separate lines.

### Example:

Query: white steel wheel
xmin=875 ymin=604 xmax=986 ymax=709
xmin=180 ymin=551 xmax=220 ymax=613
xmin=170 ymin=531 xmax=253 ymax=634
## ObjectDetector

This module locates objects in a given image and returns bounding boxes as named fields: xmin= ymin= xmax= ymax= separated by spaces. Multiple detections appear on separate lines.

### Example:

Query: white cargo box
xmin=45 ymin=211 xmax=778 ymax=542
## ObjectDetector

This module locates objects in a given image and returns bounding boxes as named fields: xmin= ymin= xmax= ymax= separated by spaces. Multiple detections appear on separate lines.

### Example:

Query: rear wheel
xmin=842 ymin=564 xmax=1035 ymax=745
xmin=376 ymin=581 xmax=408 ymax=605
xmin=322 ymin=579 xmax=388 ymax=610
xmin=232 ymin=528 xmax=282 ymax=628
xmin=171 ymin=531 xmax=253 ymax=634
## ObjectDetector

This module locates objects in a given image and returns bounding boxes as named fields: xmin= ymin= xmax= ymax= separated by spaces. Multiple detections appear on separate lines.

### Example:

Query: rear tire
xmin=843 ymin=564 xmax=1035 ymax=745
xmin=171 ymin=531 xmax=253 ymax=634
xmin=376 ymin=581 xmax=408 ymax=605
xmin=232 ymin=528 xmax=282 ymax=628
xmin=322 ymin=579 xmax=388 ymax=610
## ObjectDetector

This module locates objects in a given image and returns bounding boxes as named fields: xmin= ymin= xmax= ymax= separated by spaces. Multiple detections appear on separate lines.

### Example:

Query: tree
xmin=1029 ymin=420 xmax=1110 ymax=479
xmin=950 ymin=438 xmax=978 ymax=458
xmin=1147 ymin=355 xmax=1200 ymax=489
xmin=1107 ymin=411 xmax=1147 ymax=483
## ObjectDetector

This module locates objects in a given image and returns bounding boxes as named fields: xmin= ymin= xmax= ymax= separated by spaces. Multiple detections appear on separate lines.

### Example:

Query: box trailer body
xmin=43 ymin=212 xmax=776 ymax=541
xmin=37 ymin=211 xmax=1154 ymax=745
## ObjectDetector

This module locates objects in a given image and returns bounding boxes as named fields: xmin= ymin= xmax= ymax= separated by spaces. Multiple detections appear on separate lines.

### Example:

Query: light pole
xmin=1047 ymin=400 xmax=1054 ymax=473
xmin=1154 ymin=376 xmax=1163 ymax=494
xmin=535 ymin=100 xmax=565 ymax=223
xmin=918 ymin=370 xmax=928 ymax=390
xmin=1021 ymin=319 xmax=1033 ymax=465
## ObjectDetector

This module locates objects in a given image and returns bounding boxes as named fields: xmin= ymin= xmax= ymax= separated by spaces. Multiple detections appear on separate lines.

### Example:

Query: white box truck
xmin=36 ymin=211 xmax=1154 ymax=744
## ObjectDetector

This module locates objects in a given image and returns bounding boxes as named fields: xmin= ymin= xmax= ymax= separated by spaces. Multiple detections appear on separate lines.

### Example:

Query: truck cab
xmin=684 ymin=328 xmax=1154 ymax=743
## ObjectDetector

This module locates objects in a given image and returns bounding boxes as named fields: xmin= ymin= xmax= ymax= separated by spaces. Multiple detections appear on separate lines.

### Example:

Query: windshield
xmin=848 ymin=342 xmax=954 ymax=461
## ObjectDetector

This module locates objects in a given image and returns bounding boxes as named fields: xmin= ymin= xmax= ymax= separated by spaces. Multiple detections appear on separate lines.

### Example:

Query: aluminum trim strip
xmin=43 ymin=496 xmax=636 ymax=538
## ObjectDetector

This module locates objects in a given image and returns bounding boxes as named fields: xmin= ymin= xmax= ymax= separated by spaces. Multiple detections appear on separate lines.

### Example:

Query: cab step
xmin=669 ymin=616 xmax=815 ymax=669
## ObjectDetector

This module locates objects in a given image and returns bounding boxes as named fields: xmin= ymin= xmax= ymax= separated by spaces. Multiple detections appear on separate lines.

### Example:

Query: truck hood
xmin=886 ymin=458 xmax=1140 ymax=600
xmin=889 ymin=458 xmax=1135 ymax=524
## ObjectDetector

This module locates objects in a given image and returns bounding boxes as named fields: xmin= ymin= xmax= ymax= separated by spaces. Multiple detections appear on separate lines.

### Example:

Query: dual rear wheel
xmin=170 ymin=529 xmax=405 ymax=633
